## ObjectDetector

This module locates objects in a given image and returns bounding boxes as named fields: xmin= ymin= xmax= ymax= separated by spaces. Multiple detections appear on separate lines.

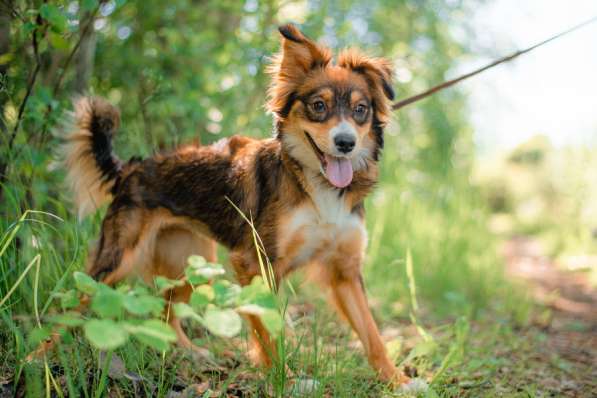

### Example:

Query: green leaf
xmin=260 ymin=309 xmax=284 ymax=335
xmin=154 ymin=276 xmax=184 ymax=294
xmin=190 ymin=286 xmax=213 ymax=309
xmin=27 ymin=326 xmax=50 ymax=347
xmin=123 ymin=294 xmax=164 ymax=316
xmin=48 ymin=313 xmax=84 ymax=327
xmin=81 ymin=0 xmax=98 ymax=12
xmin=48 ymin=32 xmax=69 ymax=51
xmin=73 ymin=272 xmax=98 ymax=295
xmin=127 ymin=320 xmax=176 ymax=351
xmin=39 ymin=4 xmax=68 ymax=33
xmin=404 ymin=340 xmax=437 ymax=363
xmin=22 ymin=21 xmax=37 ymax=35
xmin=184 ymin=268 xmax=208 ymax=285
xmin=238 ymin=277 xmax=276 ymax=309
xmin=213 ymin=280 xmax=241 ymax=306
xmin=203 ymin=308 xmax=242 ymax=338
xmin=91 ymin=285 xmax=124 ymax=318
xmin=198 ymin=264 xmax=226 ymax=278
xmin=188 ymin=255 xmax=207 ymax=268
xmin=173 ymin=302 xmax=202 ymax=322
xmin=237 ymin=305 xmax=284 ymax=335
xmin=60 ymin=329 xmax=74 ymax=344
xmin=60 ymin=289 xmax=80 ymax=309
xmin=186 ymin=256 xmax=225 ymax=283
xmin=84 ymin=319 xmax=128 ymax=350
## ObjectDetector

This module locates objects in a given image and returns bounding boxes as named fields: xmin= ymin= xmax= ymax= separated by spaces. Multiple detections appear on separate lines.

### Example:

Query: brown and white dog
xmin=64 ymin=24 xmax=411 ymax=386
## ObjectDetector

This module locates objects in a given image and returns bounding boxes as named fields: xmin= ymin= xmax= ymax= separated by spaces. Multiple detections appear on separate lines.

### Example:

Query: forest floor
xmin=149 ymin=237 xmax=597 ymax=397
xmin=2 ymin=237 xmax=595 ymax=397
xmin=494 ymin=237 xmax=597 ymax=397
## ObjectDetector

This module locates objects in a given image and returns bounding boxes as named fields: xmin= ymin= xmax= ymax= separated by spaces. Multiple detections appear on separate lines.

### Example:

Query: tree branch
xmin=52 ymin=5 xmax=99 ymax=95
xmin=37 ymin=5 xmax=100 ymax=143
xmin=6 ymin=13 xmax=44 ymax=151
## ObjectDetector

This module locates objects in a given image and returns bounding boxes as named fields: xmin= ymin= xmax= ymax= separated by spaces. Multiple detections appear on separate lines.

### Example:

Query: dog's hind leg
xmin=89 ymin=209 xmax=221 ymax=357
xmin=152 ymin=226 xmax=217 ymax=353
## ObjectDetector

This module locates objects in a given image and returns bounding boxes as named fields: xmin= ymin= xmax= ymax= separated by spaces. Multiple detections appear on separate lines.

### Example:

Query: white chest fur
xmin=279 ymin=187 xmax=367 ymax=268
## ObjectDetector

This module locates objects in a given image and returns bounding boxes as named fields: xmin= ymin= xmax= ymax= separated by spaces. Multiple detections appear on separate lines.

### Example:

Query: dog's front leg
xmin=231 ymin=253 xmax=279 ymax=368
xmin=326 ymin=246 xmax=410 ymax=385
xmin=244 ymin=313 xmax=276 ymax=367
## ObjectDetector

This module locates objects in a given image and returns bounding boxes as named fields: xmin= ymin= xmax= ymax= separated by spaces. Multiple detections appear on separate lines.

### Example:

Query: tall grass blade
xmin=225 ymin=197 xmax=276 ymax=291
xmin=406 ymin=248 xmax=418 ymax=313
xmin=0 ymin=254 xmax=41 ymax=309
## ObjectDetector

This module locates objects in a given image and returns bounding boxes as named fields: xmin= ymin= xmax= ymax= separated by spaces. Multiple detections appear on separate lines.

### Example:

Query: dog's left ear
xmin=268 ymin=24 xmax=332 ymax=118
xmin=338 ymin=49 xmax=395 ymax=124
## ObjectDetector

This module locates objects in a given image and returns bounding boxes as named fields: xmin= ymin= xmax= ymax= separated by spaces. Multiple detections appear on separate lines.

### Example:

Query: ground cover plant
xmin=1 ymin=1 xmax=595 ymax=397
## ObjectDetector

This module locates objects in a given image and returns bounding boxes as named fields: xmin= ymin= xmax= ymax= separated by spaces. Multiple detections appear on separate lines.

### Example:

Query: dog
xmin=63 ymin=23 xmax=412 ymax=386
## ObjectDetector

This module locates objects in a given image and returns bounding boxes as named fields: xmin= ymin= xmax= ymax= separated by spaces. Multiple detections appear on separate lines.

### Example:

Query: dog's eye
xmin=312 ymin=101 xmax=326 ymax=113
xmin=354 ymin=104 xmax=368 ymax=115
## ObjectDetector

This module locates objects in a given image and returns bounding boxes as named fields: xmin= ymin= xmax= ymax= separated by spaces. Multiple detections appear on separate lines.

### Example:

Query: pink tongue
xmin=325 ymin=155 xmax=353 ymax=188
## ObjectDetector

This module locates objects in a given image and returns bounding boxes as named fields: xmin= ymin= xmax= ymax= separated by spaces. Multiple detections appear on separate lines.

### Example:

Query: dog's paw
xmin=395 ymin=378 xmax=429 ymax=396
xmin=291 ymin=377 xmax=321 ymax=396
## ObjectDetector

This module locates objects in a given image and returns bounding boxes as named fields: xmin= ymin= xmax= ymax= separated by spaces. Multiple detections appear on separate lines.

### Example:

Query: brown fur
xmin=63 ymin=24 xmax=409 ymax=385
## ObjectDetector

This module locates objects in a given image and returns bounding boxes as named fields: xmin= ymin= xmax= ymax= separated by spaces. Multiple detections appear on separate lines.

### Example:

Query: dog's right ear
xmin=267 ymin=24 xmax=331 ymax=118
xmin=277 ymin=24 xmax=331 ymax=74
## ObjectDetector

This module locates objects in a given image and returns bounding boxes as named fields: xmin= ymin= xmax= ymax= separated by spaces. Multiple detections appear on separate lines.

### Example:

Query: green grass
xmin=1 ymin=139 xmax=544 ymax=397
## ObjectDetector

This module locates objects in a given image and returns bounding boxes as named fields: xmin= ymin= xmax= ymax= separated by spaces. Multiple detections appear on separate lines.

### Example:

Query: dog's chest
xmin=278 ymin=189 xmax=365 ymax=267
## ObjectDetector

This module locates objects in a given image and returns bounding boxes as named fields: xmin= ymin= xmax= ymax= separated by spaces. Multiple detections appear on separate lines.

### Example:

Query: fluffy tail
xmin=62 ymin=97 xmax=122 ymax=218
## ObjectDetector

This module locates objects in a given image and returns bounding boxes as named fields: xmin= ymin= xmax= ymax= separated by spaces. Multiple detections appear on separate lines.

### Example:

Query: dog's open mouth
xmin=304 ymin=132 xmax=353 ymax=188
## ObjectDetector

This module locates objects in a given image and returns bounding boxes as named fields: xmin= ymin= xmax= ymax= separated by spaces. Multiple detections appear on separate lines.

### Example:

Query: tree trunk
xmin=74 ymin=10 xmax=96 ymax=94
xmin=0 ymin=0 xmax=12 ymax=136
xmin=0 ymin=0 xmax=13 ymax=204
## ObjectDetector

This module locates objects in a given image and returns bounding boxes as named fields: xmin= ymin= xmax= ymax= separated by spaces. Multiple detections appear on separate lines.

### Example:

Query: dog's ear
xmin=268 ymin=24 xmax=331 ymax=118
xmin=338 ymin=49 xmax=395 ymax=124
xmin=277 ymin=24 xmax=331 ymax=74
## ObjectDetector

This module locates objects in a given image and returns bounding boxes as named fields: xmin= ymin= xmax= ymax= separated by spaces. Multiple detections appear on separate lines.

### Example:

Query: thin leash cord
xmin=392 ymin=15 xmax=597 ymax=111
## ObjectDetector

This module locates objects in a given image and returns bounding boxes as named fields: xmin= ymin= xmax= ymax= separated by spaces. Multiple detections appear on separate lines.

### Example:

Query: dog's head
xmin=268 ymin=24 xmax=394 ymax=188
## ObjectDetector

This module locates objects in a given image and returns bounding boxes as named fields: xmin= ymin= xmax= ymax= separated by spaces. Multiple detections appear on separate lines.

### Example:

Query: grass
xmin=1 ymin=135 xmax=572 ymax=397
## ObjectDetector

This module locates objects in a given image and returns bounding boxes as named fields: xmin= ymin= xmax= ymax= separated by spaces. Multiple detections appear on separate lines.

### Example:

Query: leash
xmin=392 ymin=16 xmax=597 ymax=111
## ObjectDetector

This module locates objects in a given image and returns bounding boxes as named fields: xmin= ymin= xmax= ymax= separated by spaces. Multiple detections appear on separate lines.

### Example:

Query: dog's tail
xmin=62 ymin=97 xmax=123 ymax=219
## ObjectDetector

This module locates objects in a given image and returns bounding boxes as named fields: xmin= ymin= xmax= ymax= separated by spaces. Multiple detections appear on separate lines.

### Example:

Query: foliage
xmin=48 ymin=256 xmax=283 ymax=351
xmin=0 ymin=0 xmax=541 ymax=396
xmin=476 ymin=136 xmax=597 ymax=258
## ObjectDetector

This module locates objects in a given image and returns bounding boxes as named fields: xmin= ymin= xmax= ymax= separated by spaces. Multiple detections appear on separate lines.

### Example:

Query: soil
xmin=502 ymin=237 xmax=597 ymax=397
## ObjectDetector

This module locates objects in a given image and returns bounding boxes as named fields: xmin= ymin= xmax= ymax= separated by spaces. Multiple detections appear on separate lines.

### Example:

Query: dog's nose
xmin=334 ymin=133 xmax=355 ymax=154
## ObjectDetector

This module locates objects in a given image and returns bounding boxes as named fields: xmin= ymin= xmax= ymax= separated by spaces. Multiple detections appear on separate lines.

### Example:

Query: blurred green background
xmin=1 ymin=0 xmax=595 ymax=396
xmin=2 ymin=0 xmax=489 ymax=313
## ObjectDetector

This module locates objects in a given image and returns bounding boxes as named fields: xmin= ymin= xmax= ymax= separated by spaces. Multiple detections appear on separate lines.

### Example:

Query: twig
xmin=51 ymin=5 xmax=99 ymax=95
xmin=38 ymin=5 xmax=100 ymax=142
xmin=6 ymin=15 xmax=43 ymax=150
xmin=392 ymin=15 xmax=597 ymax=111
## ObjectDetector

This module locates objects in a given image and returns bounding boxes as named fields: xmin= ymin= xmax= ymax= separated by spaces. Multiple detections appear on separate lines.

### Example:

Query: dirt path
xmin=503 ymin=237 xmax=597 ymax=397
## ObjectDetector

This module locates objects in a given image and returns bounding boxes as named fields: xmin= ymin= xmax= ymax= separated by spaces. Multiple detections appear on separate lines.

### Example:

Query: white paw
xmin=291 ymin=378 xmax=320 ymax=396
xmin=396 ymin=378 xmax=429 ymax=396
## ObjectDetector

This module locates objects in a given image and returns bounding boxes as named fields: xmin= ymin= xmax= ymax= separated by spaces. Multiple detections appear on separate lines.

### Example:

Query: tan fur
xmin=90 ymin=208 xmax=214 ymax=283
xmin=267 ymin=25 xmax=332 ymax=116
xmin=337 ymin=48 xmax=394 ymax=124
xmin=62 ymin=97 xmax=121 ymax=218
